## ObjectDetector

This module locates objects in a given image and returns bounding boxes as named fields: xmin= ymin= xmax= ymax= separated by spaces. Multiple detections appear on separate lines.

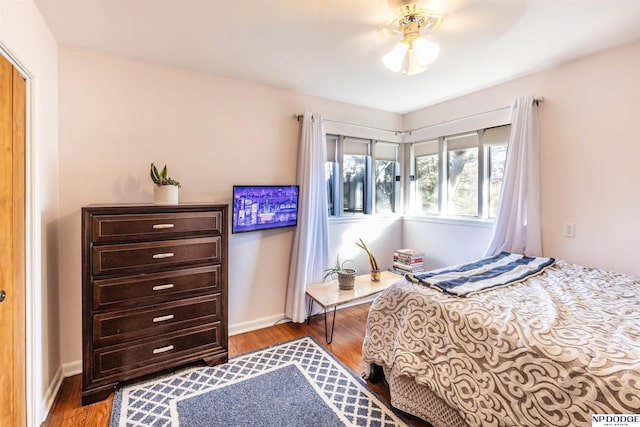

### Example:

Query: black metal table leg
xmin=324 ymin=306 xmax=337 ymax=344
xmin=307 ymin=297 xmax=314 ymax=324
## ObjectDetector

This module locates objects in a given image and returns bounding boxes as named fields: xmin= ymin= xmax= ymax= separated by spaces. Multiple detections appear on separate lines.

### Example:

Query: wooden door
xmin=0 ymin=54 xmax=27 ymax=427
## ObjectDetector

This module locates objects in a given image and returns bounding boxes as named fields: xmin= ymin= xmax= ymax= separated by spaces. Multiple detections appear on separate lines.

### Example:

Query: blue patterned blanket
xmin=407 ymin=252 xmax=555 ymax=297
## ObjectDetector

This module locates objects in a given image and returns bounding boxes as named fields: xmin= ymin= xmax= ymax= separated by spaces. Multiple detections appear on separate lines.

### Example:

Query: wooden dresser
xmin=81 ymin=203 xmax=228 ymax=405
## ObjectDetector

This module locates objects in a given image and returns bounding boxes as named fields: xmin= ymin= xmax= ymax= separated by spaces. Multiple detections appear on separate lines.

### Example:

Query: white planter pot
xmin=153 ymin=185 xmax=179 ymax=205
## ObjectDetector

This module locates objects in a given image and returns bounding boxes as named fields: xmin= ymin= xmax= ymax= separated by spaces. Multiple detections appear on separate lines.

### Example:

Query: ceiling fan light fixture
xmin=412 ymin=36 xmax=440 ymax=66
xmin=382 ymin=41 xmax=409 ymax=72
xmin=382 ymin=3 xmax=444 ymax=76
xmin=404 ymin=48 xmax=429 ymax=76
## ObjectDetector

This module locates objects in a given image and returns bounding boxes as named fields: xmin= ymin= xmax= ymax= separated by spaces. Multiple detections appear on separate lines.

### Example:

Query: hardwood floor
xmin=43 ymin=303 xmax=430 ymax=426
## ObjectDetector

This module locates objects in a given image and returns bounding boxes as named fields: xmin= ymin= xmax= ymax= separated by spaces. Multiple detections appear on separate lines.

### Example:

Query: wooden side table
xmin=305 ymin=270 xmax=402 ymax=343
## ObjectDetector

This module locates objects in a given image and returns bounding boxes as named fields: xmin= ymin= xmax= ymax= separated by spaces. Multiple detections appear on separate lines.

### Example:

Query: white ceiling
xmin=35 ymin=0 xmax=640 ymax=113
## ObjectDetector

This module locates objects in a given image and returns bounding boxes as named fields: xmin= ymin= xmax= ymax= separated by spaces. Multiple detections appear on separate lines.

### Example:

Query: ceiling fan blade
xmin=438 ymin=0 xmax=527 ymax=38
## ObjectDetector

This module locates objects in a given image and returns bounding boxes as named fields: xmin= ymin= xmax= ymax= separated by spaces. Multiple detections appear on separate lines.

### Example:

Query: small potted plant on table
xmin=323 ymin=255 xmax=357 ymax=290
xmin=150 ymin=163 xmax=181 ymax=205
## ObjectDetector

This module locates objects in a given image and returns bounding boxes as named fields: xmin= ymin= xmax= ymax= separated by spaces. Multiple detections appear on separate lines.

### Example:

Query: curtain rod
xmin=403 ymin=97 xmax=544 ymax=135
xmin=292 ymin=114 xmax=399 ymax=134
xmin=292 ymin=97 xmax=544 ymax=135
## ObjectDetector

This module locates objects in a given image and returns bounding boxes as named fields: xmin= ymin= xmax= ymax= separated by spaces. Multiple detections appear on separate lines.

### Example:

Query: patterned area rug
xmin=109 ymin=336 xmax=408 ymax=426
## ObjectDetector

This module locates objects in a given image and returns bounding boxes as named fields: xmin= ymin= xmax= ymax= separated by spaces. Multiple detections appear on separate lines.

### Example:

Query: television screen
xmin=232 ymin=185 xmax=299 ymax=233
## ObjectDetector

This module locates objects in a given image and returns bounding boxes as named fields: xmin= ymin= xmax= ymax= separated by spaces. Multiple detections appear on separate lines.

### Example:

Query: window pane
xmin=488 ymin=144 xmax=507 ymax=218
xmin=415 ymin=154 xmax=439 ymax=214
xmin=448 ymin=148 xmax=478 ymax=216
xmin=375 ymin=160 xmax=394 ymax=213
xmin=325 ymin=162 xmax=335 ymax=216
xmin=343 ymin=154 xmax=365 ymax=213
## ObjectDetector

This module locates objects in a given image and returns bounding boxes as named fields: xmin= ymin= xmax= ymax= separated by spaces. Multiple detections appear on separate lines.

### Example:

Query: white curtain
xmin=285 ymin=111 xmax=330 ymax=323
xmin=485 ymin=96 xmax=542 ymax=257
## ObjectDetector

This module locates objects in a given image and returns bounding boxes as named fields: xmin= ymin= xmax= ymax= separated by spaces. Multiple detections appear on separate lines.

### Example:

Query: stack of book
xmin=393 ymin=249 xmax=425 ymax=274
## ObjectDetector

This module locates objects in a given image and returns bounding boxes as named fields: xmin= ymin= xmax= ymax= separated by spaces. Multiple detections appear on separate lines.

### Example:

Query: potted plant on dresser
xmin=150 ymin=163 xmax=181 ymax=205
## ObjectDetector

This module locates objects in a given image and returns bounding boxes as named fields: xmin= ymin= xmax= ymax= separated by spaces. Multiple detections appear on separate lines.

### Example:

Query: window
xmin=413 ymin=140 xmax=439 ymax=214
xmin=342 ymin=137 xmax=370 ymax=214
xmin=325 ymin=162 xmax=337 ymax=216
xmin=447 ymin=133 xmax=478 ymax=217
xmin=343 ymin=154 xmax=366 ymax=213
xmin=326 ymin=135 xmax=341 ymax=216
xmin=411 ymin=125 xmax=510 ymax=219
xmin=482 ymin=126 xmax=511 ymax=219
xmin=374 ymin=142 xmax=400 ymax=214
xmin=487 ymin=145 xmax=506 ymax=218
xmin=326 ymin=135 xmax=399 ymax=217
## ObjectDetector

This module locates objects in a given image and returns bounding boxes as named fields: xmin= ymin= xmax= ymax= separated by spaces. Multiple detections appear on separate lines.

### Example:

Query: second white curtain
xmin=485 ymin=96 xmax=542 ymax=257
xmin=285 ymin=111 xmax=330 ymax=323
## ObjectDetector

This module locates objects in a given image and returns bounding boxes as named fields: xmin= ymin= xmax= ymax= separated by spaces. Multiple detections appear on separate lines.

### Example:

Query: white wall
xmin=403 ymin=40 xmax=640 ymax=276
xmin=402 ymin=217 xmax=494 ymax=269
xmin=0 ymin=0 xmax=60 ymax=424
xmin=328 ymin=216 xmax=403 ymax=273
xmin=57 ymin=46 xmax=402 ymax=362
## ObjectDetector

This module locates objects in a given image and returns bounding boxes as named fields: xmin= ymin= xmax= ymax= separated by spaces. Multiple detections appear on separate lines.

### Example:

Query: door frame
xmin=1 ymin=43 xmax=35 ymax=427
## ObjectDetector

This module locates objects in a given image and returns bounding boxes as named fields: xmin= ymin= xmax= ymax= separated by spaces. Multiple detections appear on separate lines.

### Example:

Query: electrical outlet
xmin=563 ymin=222 xmax=575 ymax=238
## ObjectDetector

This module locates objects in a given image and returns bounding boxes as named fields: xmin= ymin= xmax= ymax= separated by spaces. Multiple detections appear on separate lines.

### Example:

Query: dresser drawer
xmin=91 ymin=211 xmax=223 ymax=243
xmin=92 ymin=236 xmax=221 ymax=276
xmin=92 ymin=265 xmax=221 ymax=310
xmin=93 ymin=324 xmax=223 ymax=379
xmin=93 ymin=295 xmax=221 ymax=346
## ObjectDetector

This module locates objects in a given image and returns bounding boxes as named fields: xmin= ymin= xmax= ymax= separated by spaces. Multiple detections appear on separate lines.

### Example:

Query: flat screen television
xmin=232 ymin=185 xmax=299 ymax=234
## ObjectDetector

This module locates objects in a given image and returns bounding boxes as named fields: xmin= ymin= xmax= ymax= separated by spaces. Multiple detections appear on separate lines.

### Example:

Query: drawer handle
xmin=152 ymin=345 xmax=174 ymax=354
xmin=152 ymin=252 xmax=174 ymax=259
xmin=152 ymin=223 xmax=175 ymax=229
xmin=153 ymin=314 xmax=175 ymax=323
xmin=152 ymin=283 xmax=174 ymax=291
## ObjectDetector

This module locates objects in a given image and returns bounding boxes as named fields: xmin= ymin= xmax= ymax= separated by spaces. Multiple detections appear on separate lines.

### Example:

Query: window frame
xmin=373 ymin=141 xmax=401 ymax=215
xmin=482 ymin=136 xmax=509 ymax=220
xmin=445 ymin=131 xmax=480 ymax=217
xmin=326 ymin=134 xmax=400 ymax=217
xmin=411 ymin=139 xmax=441 ymax=215
xmin=410 ymin=125 xmax=510 ymax=220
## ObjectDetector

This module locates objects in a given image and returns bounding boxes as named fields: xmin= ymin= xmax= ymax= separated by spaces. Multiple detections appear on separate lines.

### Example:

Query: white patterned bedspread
xmin=362 ymin=260 xmax=640 ymax=427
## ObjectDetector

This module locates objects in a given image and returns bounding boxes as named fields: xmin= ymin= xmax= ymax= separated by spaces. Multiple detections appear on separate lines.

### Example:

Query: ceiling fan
xmin=381 ymin=1 xmax=445 ymax=75
xmin=378 ymin=0 xmax=526 ymax=75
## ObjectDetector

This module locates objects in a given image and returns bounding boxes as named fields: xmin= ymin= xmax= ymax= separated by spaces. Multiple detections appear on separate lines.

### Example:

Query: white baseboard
xmin=228 ymin=313 xmax=289 ymax=336
xmin=229 ymin=295 xmax=377 ymax=336
xmin=63 ymin=360 xmax=83 ymax=377
xmin=39 ymin=366 xmax=64 ymax=424
xmin=39 ymin=360 xmax=83 ymax=423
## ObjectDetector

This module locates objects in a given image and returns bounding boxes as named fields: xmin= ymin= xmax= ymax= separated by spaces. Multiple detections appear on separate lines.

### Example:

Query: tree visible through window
xmin=325 ymin=136 xmax=399 ymax=217
xmin=323 ymin=126 xmax=507 ymax=219
xmin=488 ymin=144 xmax=507 ymax=218
xmin=343 ymin=154 xmax=366 ymax=213
xmin=375 ymin=160 xmax=395 ymax=213
xmin=325 ymin=162 xmax=336 ymax=216
xmin=415 ymin=154 xmax=439 ymax=214
xmin=411 ymin=125 xmax=510 ymax=219
xmin=447 ymin=147 xmax=478 ymax=216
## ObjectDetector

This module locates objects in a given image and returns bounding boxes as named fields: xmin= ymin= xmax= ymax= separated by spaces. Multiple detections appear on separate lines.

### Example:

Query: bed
xmin=362 ymin=253 xmax=640 ymax=427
